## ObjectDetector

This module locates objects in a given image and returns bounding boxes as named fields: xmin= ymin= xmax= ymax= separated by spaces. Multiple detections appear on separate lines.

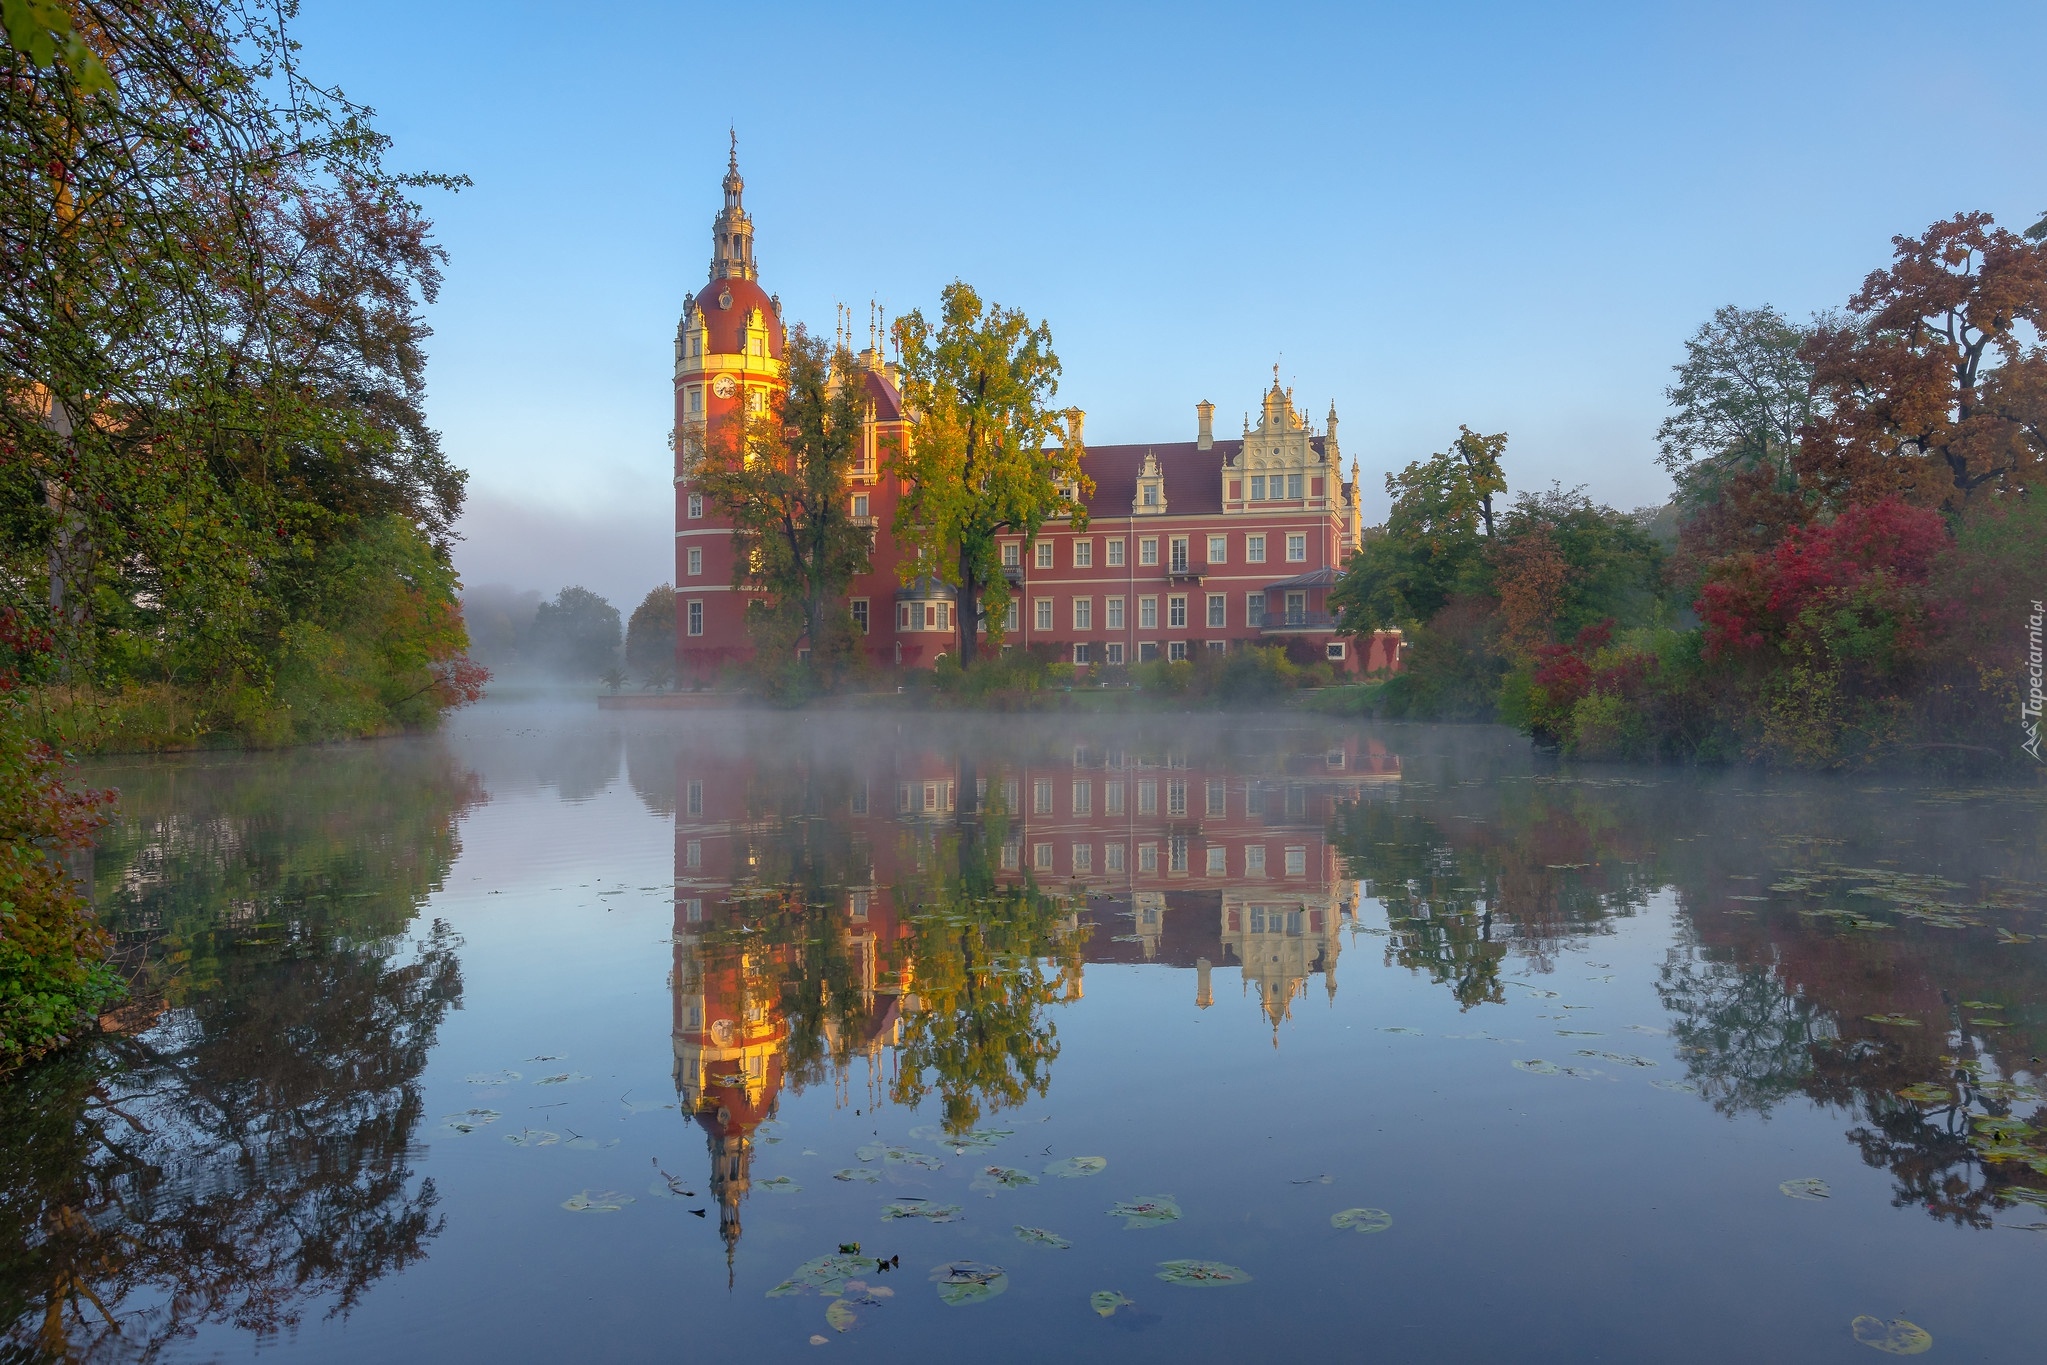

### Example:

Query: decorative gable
xmin=1132 ymin=450 xmax=1168 ymax=514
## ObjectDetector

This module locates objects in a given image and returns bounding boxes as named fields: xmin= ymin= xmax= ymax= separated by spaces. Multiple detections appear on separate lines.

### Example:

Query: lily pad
xmin=833 ymin=1167 xmax=882 ymax=1183
xmin=857 ymin=1143 xmax=943 ymax=1170
xmin=1779 ymin=1178 xmax=1830 ymax=1200
xmin=1331 ymin=1207 xmax=1393 ymax=1234
xmin=1377 ymin=1026 xmax=1424 ymax=1035
xmin=882 ymin=1199 xmax=962 ymax=1223
xmin=1046 ymin=1156 xmax=1108 ymax=1179
xmin=561 ymin=1189 xmax=633 ymax=1213
xmin=930 ymin=1260 xmax=1008 ymax=1306
xmin=910 ymin=1124 xmax=1013 ymax=1150
xmin=504 ymin=1128 xmax=560 ymax=1147
xmin=465 ymin=1070 xmax=521 ymax=1085
xmin=758 ymin=1175 xmax=801 ymax=1194
xmin=824 ymin=1299 xmax=857 ymax=1333
xmin=1850 ymin=1316 xmax=1931 ymax=1354
xmin=1555 ymin=1029 xmax=1603 ymax=1037
xmin=1896 ymin=1082 xmax=1954 ymax=1105
xmin=1969 ymin=1018 xmax=2009 ymax=1029
xmin=442 ymin=1108 xmax=500 ymax=1133
xmin=1155 ymin=1259 xmax=1253 ymax=1286
xmin=1649 ymin=1079 xmax=1700 ymax=1093
xmin=1513 ymin=1059 xmax=1561 ymax=1075
xmin=1090 ymin=1289 xmax=1134 ymax=1317
xmin=1014 ymin=1225 xmax=1071 ymax=1248
xmin=535 ymin=1071 xmax=591 ymax=1085
xmin=1108 ymin=1196 xmax=1181 ymax=1228
xmin=1961 ymin=1000 xmax=2002 ymax=1010
xmin=971 ymin=1165 xmax=1038 ymax=1193
xmin=1575 ymin=1049 xmax=1657 ymax=1068
xmin=767 ymin=1254 xmax=873 ymax=1298
xmin=1863 ymin=1014 xmax=1922 ymax=1027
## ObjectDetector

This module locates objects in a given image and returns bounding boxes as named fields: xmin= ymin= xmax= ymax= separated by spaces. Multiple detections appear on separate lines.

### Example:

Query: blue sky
xmin=295 ymin=0 xmax=2047 ymax=613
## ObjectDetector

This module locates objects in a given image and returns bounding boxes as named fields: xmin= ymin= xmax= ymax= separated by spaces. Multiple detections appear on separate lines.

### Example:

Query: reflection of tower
xmin=1195 ymin=957 xmax=1213 ymax=1009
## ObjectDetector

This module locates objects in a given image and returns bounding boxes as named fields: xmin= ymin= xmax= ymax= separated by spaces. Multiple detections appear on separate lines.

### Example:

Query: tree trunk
xmin=956 ymin=545 xmax=979 ymax=668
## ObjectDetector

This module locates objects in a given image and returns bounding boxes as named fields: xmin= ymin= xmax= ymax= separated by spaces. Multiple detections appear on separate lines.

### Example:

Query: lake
xmin=7 ymin=697 xmax=2045 ymax=1361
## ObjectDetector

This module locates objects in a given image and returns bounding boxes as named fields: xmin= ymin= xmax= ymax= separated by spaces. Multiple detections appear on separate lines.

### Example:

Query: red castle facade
xmin=673 ymin=149 xmax=1404 ymax=677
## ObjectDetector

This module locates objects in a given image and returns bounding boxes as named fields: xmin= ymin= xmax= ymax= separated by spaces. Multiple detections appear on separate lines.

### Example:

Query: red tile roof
xmin=1076 ymin=437 xmax=1332 ymax=517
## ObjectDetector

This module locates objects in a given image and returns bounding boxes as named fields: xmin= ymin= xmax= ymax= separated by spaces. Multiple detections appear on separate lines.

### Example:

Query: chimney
xmin=1195 ymin=400 xmax=1214 ymax=451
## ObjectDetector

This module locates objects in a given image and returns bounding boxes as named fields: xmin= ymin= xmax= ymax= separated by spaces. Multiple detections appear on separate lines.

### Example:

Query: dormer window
xmin=1132 ymin=450 xmax=1167 ymax=514
xmin=1143 ymin=486 xmax=1157 ymax=506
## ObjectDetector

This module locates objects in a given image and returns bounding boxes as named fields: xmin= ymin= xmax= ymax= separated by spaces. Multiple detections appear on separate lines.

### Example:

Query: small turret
xmin=1196 ymin=400 xmax=1214 ymax=451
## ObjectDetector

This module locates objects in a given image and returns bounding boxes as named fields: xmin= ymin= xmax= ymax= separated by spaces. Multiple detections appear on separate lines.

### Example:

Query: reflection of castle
xmin=668 ymin=730 xmax=1396 ymax=1250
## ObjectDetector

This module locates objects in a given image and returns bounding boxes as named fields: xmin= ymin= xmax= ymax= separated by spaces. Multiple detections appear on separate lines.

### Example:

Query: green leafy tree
xmin=890 ymin=281 xmax=1090 ymax=667
xmin=625 ymin=585 xmax=678 ymax=688
xmin=1657 ymin=304 xmax=1817 ymax=496
xmin=526 ymin=587 xmax=619 ymax=678
xmin=693 ymin=329 xmax=872 ymax=688
xmin=1330 ymin=425 xmax=1507 ymax=633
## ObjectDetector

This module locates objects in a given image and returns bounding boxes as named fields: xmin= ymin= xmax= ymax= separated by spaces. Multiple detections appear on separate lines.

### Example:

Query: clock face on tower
xmin=712 ymin=374 xmax=736 ymax=399
xmin=717 ymin=289 xmax=733 ymax=310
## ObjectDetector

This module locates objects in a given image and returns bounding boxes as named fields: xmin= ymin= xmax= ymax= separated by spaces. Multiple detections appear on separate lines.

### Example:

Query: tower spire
xmin=710 ymin=134 xmax=756 ymax=282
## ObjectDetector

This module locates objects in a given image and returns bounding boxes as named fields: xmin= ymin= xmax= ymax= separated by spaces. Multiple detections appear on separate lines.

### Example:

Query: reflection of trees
xmin=1656 ymin=936 xmax=1829 ymax=1116
xmin=1 ymin=744 xmax=477 ymax=1357
xmin=888 ymin=817 xmax=1085 ymax=1135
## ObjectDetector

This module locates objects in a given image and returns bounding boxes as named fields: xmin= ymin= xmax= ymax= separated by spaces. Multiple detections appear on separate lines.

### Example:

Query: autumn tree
xmin=693 ymin=329 xmax=872 ymax=687
xmin=1800 ymin=212 xmax=2047 ymax=509
xmin=890 ymin=282 xmax=1090 ymax=668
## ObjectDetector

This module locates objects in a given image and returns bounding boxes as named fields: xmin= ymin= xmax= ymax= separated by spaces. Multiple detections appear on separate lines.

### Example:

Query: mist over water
xmin=7 ymin=698 xmax=2045 ymax=1361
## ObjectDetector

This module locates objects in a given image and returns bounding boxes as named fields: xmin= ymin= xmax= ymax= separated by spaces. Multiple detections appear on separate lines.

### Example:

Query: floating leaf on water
xmin=1779 ymin=1178 xmax=1830 ymax=1201
xmin=971 ymin=1166 xmax=1038 ymax=1193
xmin=1863 ymin=1014 xmax=1922 ymax=1027
xmin=758 ymin=1175 xmax=801 ymax=1194
xmin=1155 ymin=1259 xmax=1252 ymax=1287
xmin=1624 ymin=1025 xmax=1668 ymax=1035
xmin=1513 ymin=1059 xmax=1561 ymax=1075
xmin=767 ymin=1254 xmax=874 ymax=1298
xmin=441 ymin=1108 xmax=500 ymax=1133
xmin=824 ymin=1299 xmax=857 ymax=1333
xmin=1331 ymin=1207 xmax=1393 ymax=1234
xmin=1046 ymin=1156 xmax=1108 ymax=1179
xmin=857 ymin=1144 xmax=943 ymax=1170
xmin=1896 ymin=1083 xmax=1954 ymax=1105
xmin=565 ymin=1135 xmax=619 ymax=1151
xmin=1850 ymin=1316 xmax=1932 ymax=1355
xmin=1014 ymin=1225 xmax=1071 ymax=1248
xmin=2003 ymin=1187 xmax=2047 ymax=1210
xmin=1090 ymin=1290 xmax=1134 ymax=1317
xmin=1108 ymin=1196 xmax=1182 ymax=1229
xmin=1961 ymin=1000 xmax=2003 ymax=1010
xmin=561 ymin=1189 xmax=633 ymax=1213
xmin=833 ymin=1167 xmax=882 ymax=1183
xmin=1969 ymin=1018 xmax=2009 ymax=1029
xmin=1575 ymin=1049 xmax=1657 ymax=1068
xmin=1649 ymin=1079 xmax=1700 ymax=1094
xmin=535 ymin=1071 xmax=590 ymax=1085
xmin=526 ymin=1054 xmax=564 ymax=1062
xmin=881 ymin=1200 xmax=962 ymax=1223
xmin=1377 ymin=1026 xmax=1424 ymax=1035
xmin=809 ymin=1335 xmax=828 ymax=1346
xmin=1972 ymin=1116 xmax=2037 ymax=1141
xmin=929 ymin=1261 xmax=1008 ymax=1306
xmin=1728 ymin=895 xmax=1768 ymax=902
xmin=505 ymin=1128 xmax=560 ymax=1147
xmin=1996 ymin=928 xmax=2036 ymax=944
xmin=909 ymin=1124 xmax=1012 ymax=1150
xmin=465 ymin=1070 xmax=521 ymax=1085
xmin=1556 ymin=1030 xmax=1603 ymax=1037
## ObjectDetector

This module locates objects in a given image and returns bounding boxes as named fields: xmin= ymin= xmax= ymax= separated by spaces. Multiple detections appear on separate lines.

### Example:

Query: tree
xmin=693 ymin=329 xmax=872 ymax=686
xmin=526 ymin=587 xmax=619 ymax=678
xmin=1492 ymin=485 xmax=1666 ymax=653
xmin=1330 ymin=425 xmax=1506 ymax=633
xmin=890 ymin=281 xmax=1090 ymax=668
xmin=625 ymin=585 xmax=677 ymax=687
xmin=1800 ymin=212 xmax=2047 ymax=509
xmin=1657 ymin=304 xmax=1817 ymax=509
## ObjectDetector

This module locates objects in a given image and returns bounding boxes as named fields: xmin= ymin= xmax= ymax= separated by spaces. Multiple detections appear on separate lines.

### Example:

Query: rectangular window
xmin=1207 ymin=640 xmax=1226 ymax=654
xmin=1074 ymin=598 xmax=1093 ymax=631
xmin=1287 ymin=473 xmax=1304 ymax=499
xmin=1035 ymin=599 xmax=1054 ymax=631
xmin=687 ymin=780 xmax=704 ymax=815
xmin=1206 ymin=779 xmax=1226 ymax=817
xmin=1139 ymin=642 xmax=1158 ymax=661
xmin=1140 ymin=537 xmax=1159 ymax=566
xmin=1287 ymin=534 xmax=1307 ymax=562
xmin=1003 ymin=541 xmax=1021 ymax=567
xmin=852 ymin=492 xmax=870 ymax=519
xmin=1138 ymin=842 xmax=1158 ymax=873
xmin=937 ymin=601 xmax=951 ymax=630
xmin=1326 ymin=641 xmax=1347 ymax=660
xmin=1169 ymin=641 xmax=1187 ymax=661
xmin=1170 ymin=537 xmax=1189 ymax=573
xmin=685 ymin=840 xmax=701 ymax=869
xmin=1247 ymin=534 xmax=1266 ymax=563
xmin=1139 ymin=596 xmax=1158 ymax=629
xmin=1137 ymin=780 xmax=1157 ymax=815
xmin=852 ymin=783 xmax=868 ymax=815
xmin=1005 ymin=600 xmax=1019 ymax=632
xmin=1286 ymin=847 xmax=1308 ymax=876
xmin=898 ymin=782 xmax=914 ymax=813
xmin=1247 ymin=785 xmax=1266 ymax=815
xmin=688 ymin=387 xmax=703 ymax=414
xmin=1074 ymin=540 xmax=1093 ymax=568
xmin=1033 ymin=780 xmax=1053 ymax=814
xmin=1207 ymin=534 xmax=1227 ymax=564
xmin=850 ymin=890 xmax=869 ymax=919
xmin=683 ymin=898 xmax=702 ymax=922
xmin=1106 ymin=843 xmax=1126 ymax=872
xmin=1072 ymin=844 xmax=1092 ymax=873
xmin=1206 ymin=594 xmax=1226 ymax=629
xmin=1167 ymin=780 xmax=1187 ymax=817
xmin=1168 ymin=595 xmax=1187 ymax=628
xmin=1247 ymin=593 xmax=1265 ymax=627
xmin=1105 ymin=642 xmax=1124 ymax=665
xmin=1001 ymin=839 xmax=1020 ymax=871
xmin=1169 ymin=836 xmax=1189 ymax=873
xmin=1034 ymin=842 xmax=1054 ymax=871
xmin=1250 ymin=474 xmax=1266 ymax=500
xmin=851 ymin=599 xmax=869 ymax=634
xmin=1107 ymin=538 xmax=1125 ymax=567
xmin=1105 ymin=782 xmax=1125 ymax=815
xmin=1003 ymin=778 xmax=1020 ymax=811
xmin=899 ymin=602 xmax=912 ymax=630
xmin=1072 ymin=781 xmax=1092 ymax=815
xmin=1106 ymin=597 xmax=1125 ymax=629
xmin=1073 ymin=643 xmax=1091 ymax=664
xmin=1142 ymin=484 xmax=1158 ymax=506
xmin=687 ymin=546 xmax=703 ymax=575
xmin=1036 ymin=541 xmax=1055 ymax=569
xmin=1246 ymin=845 xmax=1266 ymax=875
xmin=687 ymin=600 xmax=704 ymax=636
xmin=688 ymin=493 xmax=704 ymax=518
xmin=1206 ymin=845 xmax=1227 ymax=875
xmin=1286 ymin=590 xmax=1307 ymax=623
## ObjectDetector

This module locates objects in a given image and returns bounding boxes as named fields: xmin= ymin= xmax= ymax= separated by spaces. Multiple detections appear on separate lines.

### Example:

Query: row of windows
xmin=1008 ymin=776 xmax=1322 ymax=819
xmin=1243 ymin=474 xmax=1307 ymax=501
xmin=1025 ymin=591 xmax=1311 ymax=632
xmin=1001 ymin=838 xmax=1311 ymax=877
xmin=1003 ymin=532 xmax=1309 ymax=570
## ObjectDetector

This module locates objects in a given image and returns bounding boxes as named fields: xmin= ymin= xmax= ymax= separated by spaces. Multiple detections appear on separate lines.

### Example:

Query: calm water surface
xmin=7 ymin=699 xmax=2047 ymax=1361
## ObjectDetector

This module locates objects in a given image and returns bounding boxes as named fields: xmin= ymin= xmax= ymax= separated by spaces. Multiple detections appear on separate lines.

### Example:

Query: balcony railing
xmin=1261 ymin=610 xmax=1340 ymax=631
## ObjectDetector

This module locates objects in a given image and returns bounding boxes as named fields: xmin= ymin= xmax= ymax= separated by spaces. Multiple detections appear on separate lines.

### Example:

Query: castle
xmin=673 ymin=145 xmax=1404 ymax=677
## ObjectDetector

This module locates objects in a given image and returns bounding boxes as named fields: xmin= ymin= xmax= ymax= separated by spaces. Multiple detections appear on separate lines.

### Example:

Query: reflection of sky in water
xmin=14 ymin=698 xmax=2046 ymax=1361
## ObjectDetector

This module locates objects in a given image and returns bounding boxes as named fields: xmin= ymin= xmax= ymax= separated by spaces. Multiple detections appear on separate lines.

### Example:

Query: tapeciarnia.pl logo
xmin=2026 ymin=598 xmax=2044 ymax=762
